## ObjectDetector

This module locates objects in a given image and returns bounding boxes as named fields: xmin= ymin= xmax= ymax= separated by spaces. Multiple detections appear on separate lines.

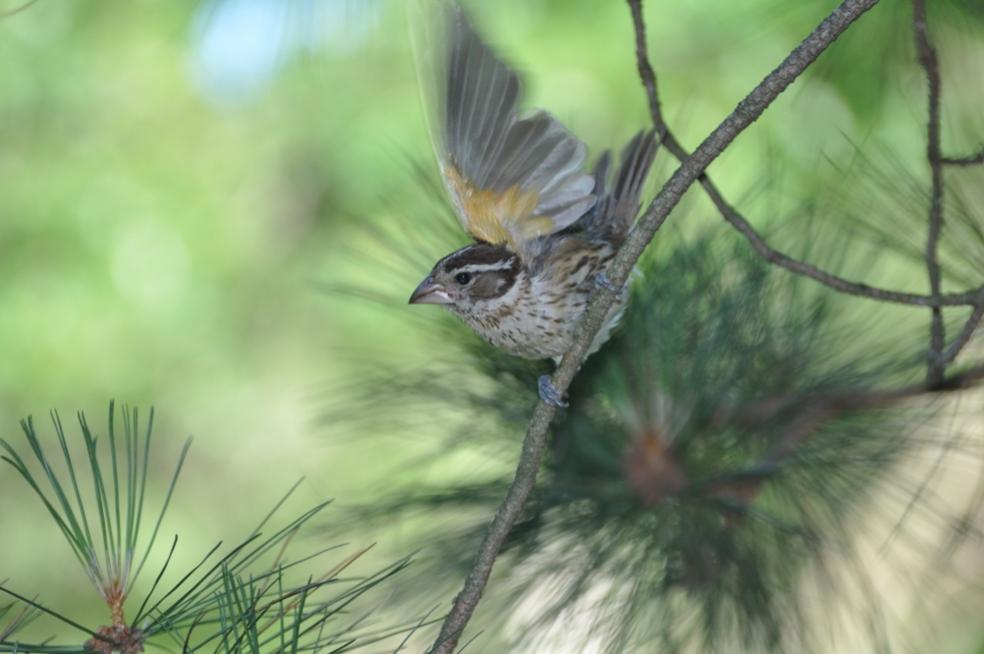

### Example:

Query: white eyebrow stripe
xmin=455 ymin=259 xmax=517 ymax=274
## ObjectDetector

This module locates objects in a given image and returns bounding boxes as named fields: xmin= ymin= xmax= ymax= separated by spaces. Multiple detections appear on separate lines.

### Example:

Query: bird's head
xmin=409 ymin=243 xmax=521 ymax=313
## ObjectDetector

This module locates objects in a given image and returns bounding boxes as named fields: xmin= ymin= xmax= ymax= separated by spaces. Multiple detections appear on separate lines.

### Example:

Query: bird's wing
xmin=579 ymin=130 xmax=658 ymax=244
xmin=417 ymin=4 xmax=596 ymax=261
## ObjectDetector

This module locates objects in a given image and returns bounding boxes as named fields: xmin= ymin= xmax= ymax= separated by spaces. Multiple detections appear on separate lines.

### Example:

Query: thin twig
xmin=941 ymin=303 xmax=984 ymax=365
xmin=913 ymin=0 xmax=946 ymax=386
xmin=427 ymin=1 xmax=882 ymax=651
xmin=724 ymin=362 xmax=984 ymax=432
xmin=942 ymin=147 xmax=984 ymax=166
xmin=0 ymin=0 xmax=39 ymax=19
xmin=707 ymin=362 xmax=984 ymax=503
xmin=628 ymin=0 xmax=984 ymax=311
xmin=626 ymin=0 xmax=666 ymax=140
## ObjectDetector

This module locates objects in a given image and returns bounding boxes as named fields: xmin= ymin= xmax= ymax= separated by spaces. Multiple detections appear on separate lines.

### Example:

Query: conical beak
xmin=409 ymin=278 xmax=451 ymax=305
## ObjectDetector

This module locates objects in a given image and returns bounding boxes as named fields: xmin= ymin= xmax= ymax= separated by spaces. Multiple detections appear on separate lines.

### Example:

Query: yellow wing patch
xmin=443 ymin=164 xmax=551 ymax=253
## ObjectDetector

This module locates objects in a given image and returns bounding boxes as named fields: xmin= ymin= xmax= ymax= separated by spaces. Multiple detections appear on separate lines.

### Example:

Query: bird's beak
xmin=409 ymin=278 xmax=451 ymax=305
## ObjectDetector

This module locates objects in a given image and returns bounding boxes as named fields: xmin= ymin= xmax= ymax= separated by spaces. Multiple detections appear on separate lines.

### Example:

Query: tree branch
xmin=0 ymin=0 xmax=40 ymax=19
xmin=913 ymin=0 xmax=946 ymax=386
xmin=427 ymin=1 xmax=882 ymax=651
xmin=627 ymin=0 xmax=666 ymax=140
xmin=725 ymin=362 xmax=984 ymax=432
xmin=628 ymin=0 xmax=984 ymax=311
xmin=630 ymin=0 xmax=984 ymax=530
xmin=706 ymin=362 xmax=984 ymax=502
xmin=942 ymin=146 xmax=984 ymax=166
xmin=941 ymin=303 xmax=984 ymax=366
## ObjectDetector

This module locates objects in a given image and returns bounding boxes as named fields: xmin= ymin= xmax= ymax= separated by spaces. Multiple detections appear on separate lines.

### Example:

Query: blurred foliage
xmin=335 ymin=227 xmax=979 ymax=652
xmin=1 ymin=0 xmax=983 ymax=652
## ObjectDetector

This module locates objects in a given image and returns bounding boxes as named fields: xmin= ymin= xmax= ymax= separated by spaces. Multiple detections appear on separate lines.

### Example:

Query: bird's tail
xmin=579 ymin=130 xmax=659 ymax=244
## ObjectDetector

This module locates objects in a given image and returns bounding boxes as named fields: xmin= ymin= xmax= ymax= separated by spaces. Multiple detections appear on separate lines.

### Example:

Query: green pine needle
xmin=1 ymin=402 xmax=190 ymax=608
xmin=2 ymin=404 xmax=420 ymax=654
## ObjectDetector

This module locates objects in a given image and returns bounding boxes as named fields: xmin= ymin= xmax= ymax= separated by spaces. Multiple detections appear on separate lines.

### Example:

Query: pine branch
xmin=722 ymin=363 xmax=984 ymax=434
xmin=731 ymin=364 xmax=984 ymax=496
xmin=2 ymin=405 xmax=418 ymax=654
xmin=942 ymin=146 xmax=984 ymax=166
xmin=913 ymin=0 xmax=947 ymax=386
xmin=427 ymin=1 xmax=883 ymax=651
xmin=0 ymin=0 xmax=39 ymax=19
xmin=941 ymin=303 xmax=984 ymax=365
xmin=627 ymin=0 xmax=984 ymax=311
xmin=631 ymin=0 xmax=983 ymax=377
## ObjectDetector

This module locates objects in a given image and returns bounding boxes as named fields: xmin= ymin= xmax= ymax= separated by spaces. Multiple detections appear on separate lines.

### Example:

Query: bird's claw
xmin=594 ymin=271 xmax=620 ymax=293
xmin=538 ymin=375 xmax=568 ymax=408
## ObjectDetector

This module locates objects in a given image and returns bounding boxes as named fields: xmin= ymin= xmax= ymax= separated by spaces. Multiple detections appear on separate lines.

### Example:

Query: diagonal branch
xmin=913 ymin=0 xmax=946 ymax=386
xmin=0 ymin=0 xmax=40 ymax=19
xmin=627 ymin=0 xmax=984 ymax=311
xmin=706 ymin=362 xmax=984 ymax=503
xmin=941 ymin=303 xmax=984 ymax=366
xmin=427 ymin=1 xmax=882 ymax=651
xmin=724 ymin=362 xmax=984 ymax=435
xmin=627 ymin=0 xmax=666 ymax=139
xmin=632 ymin=0 xmax=983 ymax=504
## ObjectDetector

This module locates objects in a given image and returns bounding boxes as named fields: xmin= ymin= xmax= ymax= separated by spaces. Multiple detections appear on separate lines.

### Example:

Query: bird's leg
xmin=538 ymin=375 xmax=568 ymax=408
xmin=594 ymin=271 xmax=620 ymax=293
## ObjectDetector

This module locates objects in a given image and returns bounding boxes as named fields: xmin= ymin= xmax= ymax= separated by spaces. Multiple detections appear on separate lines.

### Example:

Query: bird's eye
xmin=455 ymin=272 xmax=472 ymax=285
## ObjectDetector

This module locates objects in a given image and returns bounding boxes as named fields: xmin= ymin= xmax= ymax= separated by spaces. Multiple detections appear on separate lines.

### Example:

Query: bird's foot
xmin=594 ymin=271 xmax=620 ymax=293
xmin=538 ymin=375 xmax=568 ymax=408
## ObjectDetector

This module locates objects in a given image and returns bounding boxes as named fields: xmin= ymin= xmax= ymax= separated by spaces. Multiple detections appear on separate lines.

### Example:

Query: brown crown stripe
xmin=441 ymin=243 xmax=517 ymax=273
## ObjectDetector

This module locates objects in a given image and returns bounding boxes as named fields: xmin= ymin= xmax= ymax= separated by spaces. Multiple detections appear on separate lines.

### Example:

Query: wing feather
xmin=428 ymin=5 xmax=595 ymax=258
xmin=577 ymin=130 xmax=658 ymax=243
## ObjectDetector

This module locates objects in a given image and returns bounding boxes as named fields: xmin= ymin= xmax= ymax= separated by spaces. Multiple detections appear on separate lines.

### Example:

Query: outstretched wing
xmin=580 ymin=130 xmax=658 ymax=244
xmin=419 ymin=5 xmax=596 ymax=260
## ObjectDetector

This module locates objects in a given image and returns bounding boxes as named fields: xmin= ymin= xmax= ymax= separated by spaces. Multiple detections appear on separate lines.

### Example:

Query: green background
xmin=1 ymin=0 xmax=982 ymax=650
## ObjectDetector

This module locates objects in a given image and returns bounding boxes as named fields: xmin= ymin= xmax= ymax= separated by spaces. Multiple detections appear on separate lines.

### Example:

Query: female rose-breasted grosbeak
xmin=408 ymin=5 xmax=657 ymax=404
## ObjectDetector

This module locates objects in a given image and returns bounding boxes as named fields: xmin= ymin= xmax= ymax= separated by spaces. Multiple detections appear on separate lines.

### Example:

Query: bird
xmin=408 ymin=5 xmax=657 ymax=406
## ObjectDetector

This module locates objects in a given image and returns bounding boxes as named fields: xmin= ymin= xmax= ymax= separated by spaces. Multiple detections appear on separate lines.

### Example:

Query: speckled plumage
xmin=440 ymin=238 xmax=626 ymax=361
